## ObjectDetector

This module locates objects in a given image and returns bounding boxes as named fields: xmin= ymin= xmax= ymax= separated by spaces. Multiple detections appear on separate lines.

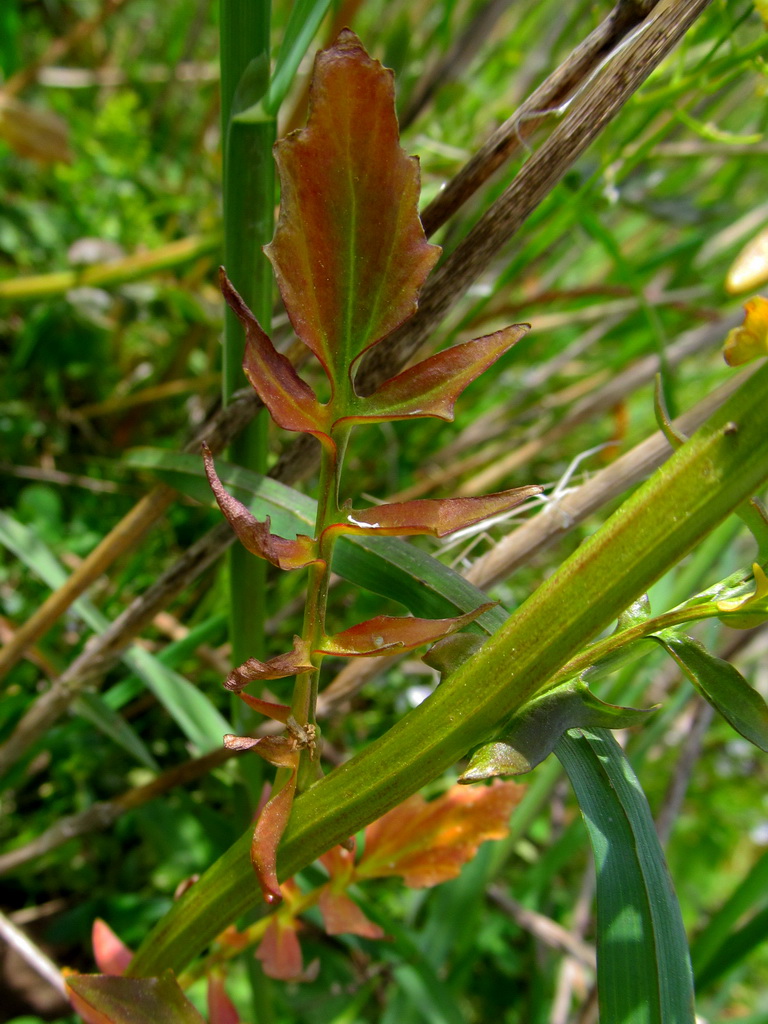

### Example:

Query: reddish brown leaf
xmin=318 ymin=606 xmax=493 ymax=657
xmin=207 ymin=972 xmax=240 ymax=1024
xmin=235 ymin=693 xmax=293 ymax=721
xmin=325 ymin=486 xmax=541 ymax=540
xmin=344 ymin=324 xmax=528 ymax=425
xmin=203 ymin=444 xmax=318 ymax=570
xmin=224 ymin=637 xmax=313 ymax=690
xmin=224 ymin=734 xmax=298 ymax=769
xmin=255 ymin=915 xmax=304 ymax=981
xmin=219 ymin=269 xmax=331 ymax=446
xmin=251 ymin=761 xmax=299 ymax=904
xmin=66 ymin=972 xmax=206 ymax=1024
xmin=92 ymin=919 xmax=132 ymax=976
xmin=357 ymin=780 xmax=525 ymax=887
xmin=318 ymin=889 xmax=385 ymax=939
xmin=264 ymin=30 xmax=441 ymax=386
xmin=319 ymin=842 xmax=356 ymax=884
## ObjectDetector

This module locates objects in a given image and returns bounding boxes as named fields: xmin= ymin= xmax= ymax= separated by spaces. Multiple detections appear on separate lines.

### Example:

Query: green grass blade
xmin=0 ymin=510 xmax=229 ymax=753
xmin=74 ymin=691 xmax=158 ymax=771
xmin=691 ymin=847 xmax=768 ymax=980
xmin=265 ymin=0 xmax=333 ymax=116
xmin=555 ymin=728 xmax=695 ymax=1024
xmin=694 ymin=904 xmax=768 ymax=992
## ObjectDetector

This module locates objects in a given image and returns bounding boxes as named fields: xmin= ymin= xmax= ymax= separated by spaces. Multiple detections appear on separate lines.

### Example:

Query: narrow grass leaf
xmin=0 ymin=510 xmax=229 ymax=753
xmin=556 ymin=728 xmax=695 ymax=1024
xmin=264 ymin=0 xmax=333 ymax=116
xmin=694 ymin=905 xmax=768 ymax=991
xmin=75 ymin=692 xmax=158 ymax=771
xmin=691 ymin=847 xmax=768 ymax=979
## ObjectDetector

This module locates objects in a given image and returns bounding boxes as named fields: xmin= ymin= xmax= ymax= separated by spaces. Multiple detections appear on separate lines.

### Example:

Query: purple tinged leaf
xmin=264 ymin=30 xmax=441 ymax=386
xmin=344 ymin=324 xmax=529 ymax=425
xmin=224 ymin=637 xmax=313 ymax=690
xmin=202 ymin=443 xmax=319 ymax=570
xmin=325 ymin=486 xmax=541 ymax=540
xmin=219 ymin=269 xmax=332 ymax=447
xmin=318 ymin=605 xmax=494 ymax=657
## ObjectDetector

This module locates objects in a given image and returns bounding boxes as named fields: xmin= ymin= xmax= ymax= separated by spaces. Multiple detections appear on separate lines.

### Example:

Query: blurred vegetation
xmin=2 ymin=0 xmax=768 ymax=1021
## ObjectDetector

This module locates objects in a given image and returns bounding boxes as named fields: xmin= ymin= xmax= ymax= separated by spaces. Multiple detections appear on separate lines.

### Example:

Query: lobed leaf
xmin=264 ymin=30 xmax=441 ymax=386
xmin=202 ymin=443 xmax=318 ymax=570
xmin=357 ymin=780 xmax=524 ymax=887
xmin=66 ymin=971 xmax=206 ymax=1024
xmin=326 ymin=486 xmax=541 ymax=540
xmin=318 ymin=606 xmax=494 ymax=657
xmin=344 ymin=324 xmax=528 ymax=425
xmin=652 ymin=630 xmax=768 ymax=752
xmin=219 ymin=269 xmax=331 ymax=446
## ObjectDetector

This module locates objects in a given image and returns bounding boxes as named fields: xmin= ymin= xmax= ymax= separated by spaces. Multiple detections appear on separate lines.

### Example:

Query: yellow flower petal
xmin=723 ymin=296 xmax=768 ymax=366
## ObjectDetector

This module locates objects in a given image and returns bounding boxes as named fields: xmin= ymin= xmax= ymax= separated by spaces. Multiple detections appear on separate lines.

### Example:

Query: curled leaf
xmin=203 ymin=443 xmax=318 ymax=570
xmin=326 ymin=486 xmax=541 ymax=540
xmin=224 ymin=636 xmax=313 ymax=690
xmin=251 ymin=764 xmax=300 ymax=904
xmin=422 ymin=633 xmax=486 ymax=678
xmin=723 ymin=295 xmax=768 ymax=366
xmin=459 ymin=679 xmax=655 ymax=780
xmin=318 ymin=606 xmax=493 ymax=657
xmin=264 ymin=29 xmax=441 ymax=385
xmin=219 ymin=269 xmax=331 ymax=446
xmin=357 ymin=780 xmax=524 ymax=887
xmin=345 ymin=324 xmax=528 ymax=425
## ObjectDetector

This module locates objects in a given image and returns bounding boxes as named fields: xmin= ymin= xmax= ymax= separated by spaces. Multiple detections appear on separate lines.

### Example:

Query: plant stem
xmin=219 ymin=0 xmax=274 ymax=671
xmin=292 ymin=435 xmax=346 ymax=787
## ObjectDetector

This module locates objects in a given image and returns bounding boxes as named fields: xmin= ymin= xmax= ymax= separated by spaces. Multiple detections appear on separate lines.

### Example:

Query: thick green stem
xmin=220 ymin=0 xmax=274 ymax=670
xmin=129 ymin=362 xmax=768 ymax=979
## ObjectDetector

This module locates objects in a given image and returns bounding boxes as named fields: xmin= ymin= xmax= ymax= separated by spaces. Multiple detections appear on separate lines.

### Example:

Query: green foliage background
xmin=2 ymin=0 xmax=768 ymax=1021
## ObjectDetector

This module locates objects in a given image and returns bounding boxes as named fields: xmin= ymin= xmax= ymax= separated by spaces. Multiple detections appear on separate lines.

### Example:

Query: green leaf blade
xmin=652 ymin=632 xmax=768 ymax=751
xmin=556 ymin=729 xmax=695 ymax=1024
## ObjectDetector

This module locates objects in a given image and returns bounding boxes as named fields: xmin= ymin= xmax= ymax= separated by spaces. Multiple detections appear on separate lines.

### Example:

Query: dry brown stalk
xmin=419 ymin=0 xmax=663 ymax=234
